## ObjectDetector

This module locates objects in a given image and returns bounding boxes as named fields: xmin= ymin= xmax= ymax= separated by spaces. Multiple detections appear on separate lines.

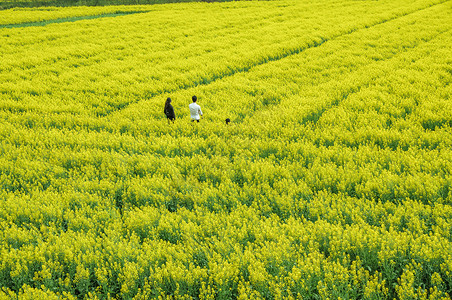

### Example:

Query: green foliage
xmin=0 ymin=0 xmax=233 ymax=10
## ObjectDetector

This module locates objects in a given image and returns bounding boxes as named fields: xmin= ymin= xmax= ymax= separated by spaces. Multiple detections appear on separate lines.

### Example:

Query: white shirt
xmin=189 ymin=102 xmax=203 ymax=120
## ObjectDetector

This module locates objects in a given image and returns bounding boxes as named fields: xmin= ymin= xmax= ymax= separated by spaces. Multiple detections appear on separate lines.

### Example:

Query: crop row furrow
xmin=304 ymin=28 xmax=452 ymax=127
xmin=0 ymin=11 xmax=147 ymax=29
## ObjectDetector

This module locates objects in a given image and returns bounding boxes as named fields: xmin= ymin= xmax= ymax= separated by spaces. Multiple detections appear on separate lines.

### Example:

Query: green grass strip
xmin=0 ymin=10 xmax=146 ymax=28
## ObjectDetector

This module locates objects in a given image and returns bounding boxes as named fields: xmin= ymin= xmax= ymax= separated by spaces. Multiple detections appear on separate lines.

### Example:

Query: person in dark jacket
xmin=164 ymin=97 xmax=175 ymax=123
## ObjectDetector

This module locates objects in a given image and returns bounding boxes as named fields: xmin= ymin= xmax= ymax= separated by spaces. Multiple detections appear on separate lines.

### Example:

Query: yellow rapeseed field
xmin=0 ymin=0 xmax=451 ymax=298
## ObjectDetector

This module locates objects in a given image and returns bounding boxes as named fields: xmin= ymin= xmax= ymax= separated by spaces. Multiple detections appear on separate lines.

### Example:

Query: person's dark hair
xmin=225 ymin=118 xmax=230 ymax=125
xmin=165 ymin=97 xmax=171 ymax=109
xmin=192 ymin=95 xmax=197 ymax=102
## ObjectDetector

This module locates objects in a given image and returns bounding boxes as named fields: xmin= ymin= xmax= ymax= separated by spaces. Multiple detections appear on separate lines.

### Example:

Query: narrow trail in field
xmin=241 ymin=22 xmax=451 ymax=131
xmin=302 ymin=26 xmax=452 ymax=127
xmin=0 ymin=11 xmax=148 ymax=29
xmin=106 ymin=0 xmax=450 ymax=119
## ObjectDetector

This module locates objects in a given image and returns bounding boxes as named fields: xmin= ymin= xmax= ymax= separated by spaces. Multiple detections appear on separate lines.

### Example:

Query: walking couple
xmin=164 ymin=95 xmax=203 ymax=123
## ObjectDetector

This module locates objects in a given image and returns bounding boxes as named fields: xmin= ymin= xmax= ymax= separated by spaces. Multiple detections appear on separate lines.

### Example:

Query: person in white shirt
xmin=189 ymin=95 xmax=203 ymax=122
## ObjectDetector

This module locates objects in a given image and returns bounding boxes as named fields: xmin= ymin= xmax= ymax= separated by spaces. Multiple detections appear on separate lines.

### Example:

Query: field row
xmin=0 ymin=5 xmax=151 ymax=25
